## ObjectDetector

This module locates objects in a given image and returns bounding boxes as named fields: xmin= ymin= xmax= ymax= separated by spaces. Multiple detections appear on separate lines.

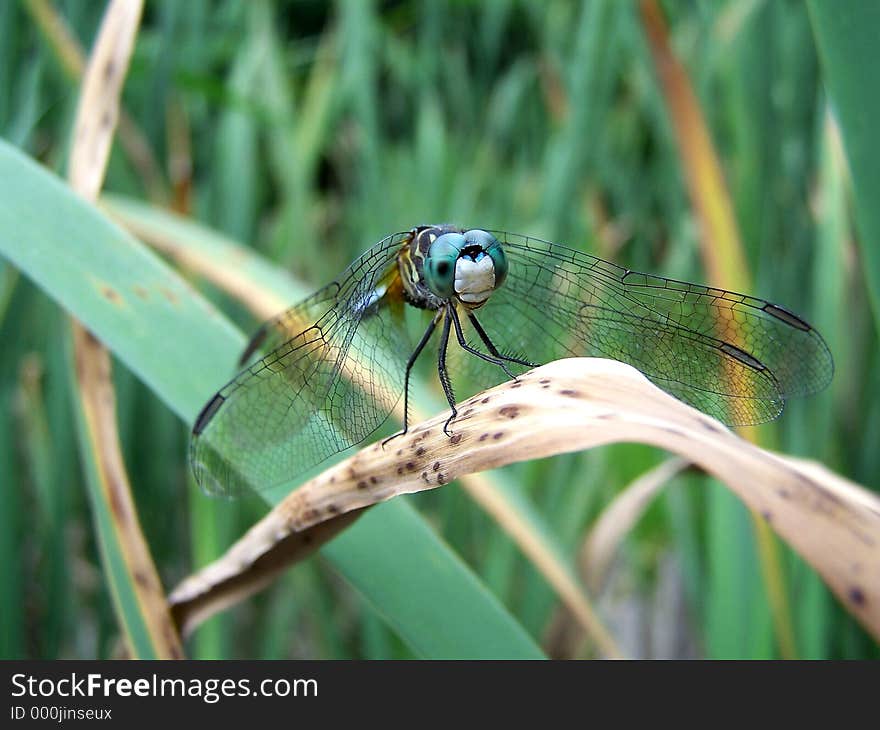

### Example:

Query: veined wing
xmin=190 ymin=232 xmax=411 ymax=497
xmin=469 ymin=231 xmax=833 ymax=425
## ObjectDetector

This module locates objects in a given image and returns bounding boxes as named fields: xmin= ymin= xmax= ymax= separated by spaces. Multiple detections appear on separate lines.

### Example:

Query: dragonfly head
xmin=423 ymin=229 xmax=508 ymax=307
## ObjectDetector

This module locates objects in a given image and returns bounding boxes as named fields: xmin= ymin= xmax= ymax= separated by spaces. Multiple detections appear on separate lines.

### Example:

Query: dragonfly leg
xmin=438 ymin=305 xmax=459 ymax=436
xmin=448 ymin=306 xmax=518 ymax=380
xmin=381 ymin=310 xmax=441 ymax=449
xmin=467 ymin=312 xmax=538 ymax=369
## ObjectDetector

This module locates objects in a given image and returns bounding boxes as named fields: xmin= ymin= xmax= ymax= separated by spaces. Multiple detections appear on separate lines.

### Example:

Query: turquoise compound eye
xmin=463 ymin=229 xmax=508 ymax=289
xmin=425 ymin=233 xmax=465 ymax=298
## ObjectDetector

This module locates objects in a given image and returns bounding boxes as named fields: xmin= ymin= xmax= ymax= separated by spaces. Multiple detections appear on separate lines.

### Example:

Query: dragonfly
xmin=190 ymin=225 xmax=834 ymax=497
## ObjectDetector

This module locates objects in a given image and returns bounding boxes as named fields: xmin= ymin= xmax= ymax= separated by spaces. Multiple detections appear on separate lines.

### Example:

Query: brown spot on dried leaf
xmin=107 ymin=482 xmax=129 ymax=524
xmin=101 ymin=285 xmax=123 ymax=306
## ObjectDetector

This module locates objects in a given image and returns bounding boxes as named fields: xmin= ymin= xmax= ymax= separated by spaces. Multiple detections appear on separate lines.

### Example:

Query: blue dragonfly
xmin=190 ymin=225 xmax=833 ymax=497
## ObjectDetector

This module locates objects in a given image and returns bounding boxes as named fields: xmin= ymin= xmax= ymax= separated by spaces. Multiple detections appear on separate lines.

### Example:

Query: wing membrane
xmin=190 ymin=233 xmax=410 ymax=497
xmin=468 ymin=231 xmax=833 ymax=425
xmin=191 ymin=227 xmax=834 ymax=497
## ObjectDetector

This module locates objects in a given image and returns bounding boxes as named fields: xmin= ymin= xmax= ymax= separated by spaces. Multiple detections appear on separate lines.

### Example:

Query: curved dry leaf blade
xmin=581 ymin=457 xmax=690 ymax=593
xmin=66 ymin=0 xmax=181 ymax=659
xmin=25 ymin=0 xmax=168 ymax=202
xmin=68 ymin=0 xmax=144 ymax=200
xmin=72 ymin=326 xmax=183 ymax=658
xmin=170 ymin=510 xmax=365 ymax=637
xmin=171 ymin=358 xmax=880 ymax=643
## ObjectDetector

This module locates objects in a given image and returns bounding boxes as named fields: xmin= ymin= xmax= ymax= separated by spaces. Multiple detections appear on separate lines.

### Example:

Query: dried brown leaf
xmin=169 ymin=358 xmax=880 ymax=643
xmin=67 ymin=0 xmax=181 ymax=658
xmin=581 ymin=457 xmax=690 ymax=593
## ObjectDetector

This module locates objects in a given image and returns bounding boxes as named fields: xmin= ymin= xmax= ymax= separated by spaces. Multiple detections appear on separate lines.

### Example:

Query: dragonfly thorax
xmin=401 ymin=225 xmax=508 ymax=310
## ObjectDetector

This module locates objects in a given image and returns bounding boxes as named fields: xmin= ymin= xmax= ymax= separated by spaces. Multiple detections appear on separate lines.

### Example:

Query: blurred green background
xmin=1 ymin=0 xmax=878 ymax=659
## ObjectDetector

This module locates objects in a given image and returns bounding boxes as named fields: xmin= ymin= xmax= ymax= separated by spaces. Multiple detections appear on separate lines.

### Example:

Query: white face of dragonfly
xmin=420 ymin=229 xmax=509 ymax=310
xmin=454 ymin=254 xmax=497 ymax=305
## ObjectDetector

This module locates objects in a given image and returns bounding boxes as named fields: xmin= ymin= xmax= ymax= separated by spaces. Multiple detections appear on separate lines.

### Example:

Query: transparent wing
xmin=190 ymin=232 xmax=411 ymax=497
xmin=458 ymin=231 xmax=833 ymax=425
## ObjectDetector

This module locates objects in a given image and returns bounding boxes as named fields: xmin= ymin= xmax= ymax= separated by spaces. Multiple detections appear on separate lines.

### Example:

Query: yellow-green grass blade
xmin=809 ymin=1 xmax=880 ymax=333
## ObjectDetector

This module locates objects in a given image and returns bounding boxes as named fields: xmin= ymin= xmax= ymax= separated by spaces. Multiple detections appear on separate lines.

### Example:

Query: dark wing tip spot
xmin=719 ymin=342 xmax=766 ymax=372
xmin=239 ymin=325 xmax=268 ymax=366
xmin=763 ymin=303 xmax=811 ymax=332
xmin=193 ymin=393 xmax=226 ymax=435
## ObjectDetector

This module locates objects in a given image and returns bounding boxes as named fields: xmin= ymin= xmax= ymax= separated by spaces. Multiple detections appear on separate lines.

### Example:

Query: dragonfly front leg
xmin=382 ymin=310 xmax=441 ymax=448
xmin=438 ymin=305 xmax=459 ymax=437
xmin=467 ymin=312 xmax=538 ymax=369
xmin=448 ymin=306 xmax=519 ymax=381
